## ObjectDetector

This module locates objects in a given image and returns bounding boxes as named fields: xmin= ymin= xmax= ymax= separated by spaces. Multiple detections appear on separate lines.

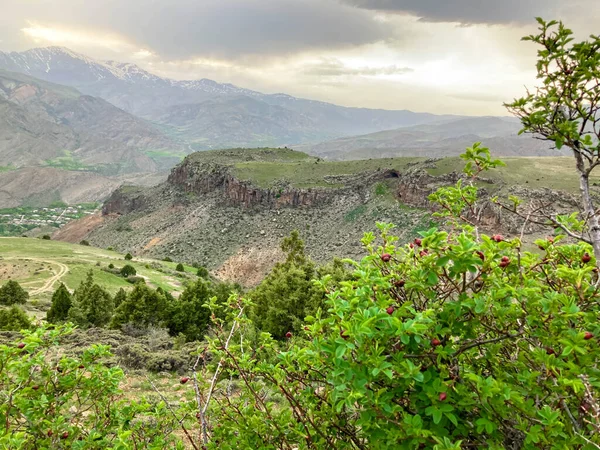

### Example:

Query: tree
xmin=175 ymin=263 xmax=185 ymax=272
xmin=68 ymin=271 xmax=114 ymax=328
xmin=113 ymin=288 xmax=127 ymax=309
xmin=0 ymin=280 xmax=29 ymax=306
xmin=197 ymin=266 xmax=209 ymax=278
xmin=111 ymin=283 xmax=167 ymax=330
xmin=506 ymin=18 xmax=600 ymax=262
xmin=124 ymin=253 xmax=133 ymax=261
xmin=46 ymin=283 xmax=72 ymax=323
xmin=249 ymin=231 xmax=347 ymax=340
xmin=0 ymin=305 xmax=31 ymax=331
xmin=120 ymin=264 xmax=137 ymax=277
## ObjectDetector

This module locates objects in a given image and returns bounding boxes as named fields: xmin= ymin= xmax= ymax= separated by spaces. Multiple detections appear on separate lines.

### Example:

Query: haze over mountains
xmin=0 ymin=47 xmax=449 ymax=150
xmin=0 ymin=46 xmax=561 ymax=207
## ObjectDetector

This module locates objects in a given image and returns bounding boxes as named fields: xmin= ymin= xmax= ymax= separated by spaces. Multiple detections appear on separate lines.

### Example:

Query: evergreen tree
xmin=111 ymin=283 xmax=167 ymax=330
xmin=46 ymin=283 xmax=72 ymax=323
xmin=175 ymin=263 xmax=185 ymax=272
xmin=0 ymin=280 xmax=29 ymax=306
xmin=0 ymin=305 xmax=31 ymax=331
xmin=68 ymin=271 xmax=114 ymax=328
xmin=249 ymin=231 xmax=348 ymax=340
xmin=164 ymin=279 xmax=237 ymax=341
xmin=113 ymin=288 xmax=127 ymax=309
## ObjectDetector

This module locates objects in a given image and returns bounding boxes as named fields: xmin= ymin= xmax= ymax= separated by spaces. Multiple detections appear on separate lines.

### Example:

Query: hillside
xmin=0 ymin=237 xmax=198 ymax=316
xmin=0 ymin=69 xmax=182 ymax=173
xmin=54 ymin=147 xmax=594 ymax=287
xmin=0 ymin=47 xmax=454 ymax=149
xmin=300 ymin=116 xmax=565 ymax=159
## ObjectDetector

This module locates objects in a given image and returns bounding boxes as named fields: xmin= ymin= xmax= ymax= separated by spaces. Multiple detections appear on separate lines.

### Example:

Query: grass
xmin=0 ymin=238 xmax=197 ymax=301
xmin=426 ymin=157 xmax=600 ymax=194
xmin=231 ymin=155 xmax=424 ymax=189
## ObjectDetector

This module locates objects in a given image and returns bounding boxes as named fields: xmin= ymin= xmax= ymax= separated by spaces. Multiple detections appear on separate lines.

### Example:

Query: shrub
xmin=120 ymin=264 xmax=137 ymax=277
xmin=0 ymin=325 xmax=181 ymax=448
xmin=175 ymin=263 xmax=185 ymax=272
xmin=79 ymin=240 xmax=90 ymax=246
xmin=113 ymin=288 xmax=127 ymax=309
xmin=126 ymin=276 xmax=145 ymax=284
xmin=108 ymin=263 xmax=115 ymax=269
xmin=41 ymin=235 xmax=51 ymax=240
xmin=196 ymin=266 xmax=209 ymax=278
xmin=197 ymin=146 xmax=600 ymax=448
xmin=68 ymin=271 xmax=114 ymax=328
xmin=124 ymin=253 xmax=133 ymax=261
xmin=162 ymin=257 xmax=173 ymax=262
xmin=107 ymin=246 xmax=114 ymax=251
xmin=0 ymin=280 xmax=29 ymax=306
xmin=46 ymin=283 xmax=72 ymax=323
xmin=0 ymin=305 xmax=31 ymax=331
xmin=111 ymin=283 xmax=167 ymax=330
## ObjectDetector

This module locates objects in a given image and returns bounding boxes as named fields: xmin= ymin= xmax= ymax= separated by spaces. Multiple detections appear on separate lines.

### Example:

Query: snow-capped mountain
xmin=0 ymin=46 xmax=447 ymax=147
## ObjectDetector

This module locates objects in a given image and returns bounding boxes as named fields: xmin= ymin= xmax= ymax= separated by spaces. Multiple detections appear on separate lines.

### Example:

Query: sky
xmin=1 ymin=0 xmax=598 ymax=115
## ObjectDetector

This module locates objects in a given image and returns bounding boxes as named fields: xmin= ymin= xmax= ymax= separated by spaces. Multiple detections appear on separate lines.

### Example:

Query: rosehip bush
xmin=195 ymin=147 xmax=600 ymax=449
xmin=0 ymin=324 xmax=183 ymax=449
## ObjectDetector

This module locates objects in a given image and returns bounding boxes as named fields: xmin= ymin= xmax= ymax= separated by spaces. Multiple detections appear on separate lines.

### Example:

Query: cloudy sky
xmin=1 ymin=0 xmax=598 ymax=115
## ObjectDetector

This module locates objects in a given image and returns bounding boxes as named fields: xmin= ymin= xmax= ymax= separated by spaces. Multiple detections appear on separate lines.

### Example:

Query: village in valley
xmin=0 ymin=203 xmax=98 ymax=236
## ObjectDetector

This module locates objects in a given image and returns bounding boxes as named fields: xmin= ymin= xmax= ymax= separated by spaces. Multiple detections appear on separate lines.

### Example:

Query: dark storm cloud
xmin=3 ymin=0 xmax=392 ymax=60
xmin=341 ymin=0 xmax=562 ymax=24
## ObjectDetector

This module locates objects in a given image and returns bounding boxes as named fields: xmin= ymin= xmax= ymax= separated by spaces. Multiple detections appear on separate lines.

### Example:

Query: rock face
xmin=105 ymin=157 xmax=356 ymax=213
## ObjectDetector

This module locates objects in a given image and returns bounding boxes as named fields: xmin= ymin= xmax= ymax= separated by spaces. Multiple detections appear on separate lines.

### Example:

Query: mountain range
xmin=0 ymin=47 xmax=451 ymax=150
xmin=0 ymin=46 xmax=561 ymax=208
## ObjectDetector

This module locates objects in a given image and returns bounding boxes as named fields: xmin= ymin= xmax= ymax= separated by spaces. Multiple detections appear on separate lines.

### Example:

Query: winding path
xmin=30 ymin=261 xmax=69 ymax=295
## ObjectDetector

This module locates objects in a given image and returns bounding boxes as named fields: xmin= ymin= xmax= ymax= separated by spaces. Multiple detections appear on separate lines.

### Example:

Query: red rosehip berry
xmin=32 ymin=385 xmax=39 ymax=391
xmin=476 ymin=251 xmax=485 ymax=261
xmin=432 ymin=338 xmax=441 ymax=347
xmin=419 ymin=250 xmax=428 ymax=257
xmin=409 ymin=243 xmax=414 ymax=249
xmin=584 ymin=332 xmax=594 ymax=340
xmin=582 ymin=253 xmax=592 ymax=264
xmin=17 ymin=342 xmax=25 ymax=349
xmin=381 ymin=253 xmax=392 ymax=262
xmin=492 ymin=234 xmax=504 ymax=243
xmin=545 ymin=347 xmax=555 ymax=355
xmin=439 ymin=392 xmax=447 ymax=401
xmin=61 ymin=432 xmax=69 ymax=440
xmin=78 ymin=365 xmax=85 ymax=369
xmin=499 ymin=257 xmax=510 ymax=268
xmin=180 ymin=377 xmax=190 ymax=384
xmin=47 ymin=430 xmax=53 ymax=437
xmin=547 ymin=237 xmax=554 ymax=244
xmin=414 ymin=238 xmax=422 ymax=247
xmin=386 ymin=306 xmax=395 ymax=315
xmin=394 ymin=279 xmax=405 ymax=288
xmin=340 ymin=330 xmax=348 ymax=340
xmin=285 ymin=331 xmax=293 ymax=339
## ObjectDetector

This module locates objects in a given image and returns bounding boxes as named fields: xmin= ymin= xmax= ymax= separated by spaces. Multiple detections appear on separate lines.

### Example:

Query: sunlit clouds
xmin=1 ymin=0 xmax=598 ymax=115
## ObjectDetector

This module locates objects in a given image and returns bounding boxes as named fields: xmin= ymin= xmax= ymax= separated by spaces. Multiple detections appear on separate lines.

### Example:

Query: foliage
xmin=68 ymin=271 xmax=114 ymax=328
xmin=111 ymin=283 xmax=167 ymax=330
xmin=249 ymin=230 xmax=348 ymax=340
xmin=197 ymin=266 xmax=209 ymax=278
xmin=0 ymin=325 xmax=183 ymax=449
xmin=120 ymin=264 xmax=137 ymax=277
xmin=79 ymin=240 xmax=90 ymax=246
xmin=176 ymin=263 xmax=185 ymax=272
xmin=189 ymin=146 xmax=600 ymax=449
xmin=0 ymin=280 xmax=29 ymax=306
xmin=0 ymin=306 xmax=31 ymax=331
xmin=505 ymin=18 xmax=600 ymax=259
xmin=124 ymin=252 xmax=133 ymax=261
xmin=113 ymin=287 xmax=127 ymax=309
xmin=46 ymin=283 xmax=72 ymax=323
xmin=41 ymin=235 xmax=51 ymax=240
xmin=163 ymin=257 xmax=173 ymax=262
xmin=163 ymin=279 xmax=235 ymax=342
